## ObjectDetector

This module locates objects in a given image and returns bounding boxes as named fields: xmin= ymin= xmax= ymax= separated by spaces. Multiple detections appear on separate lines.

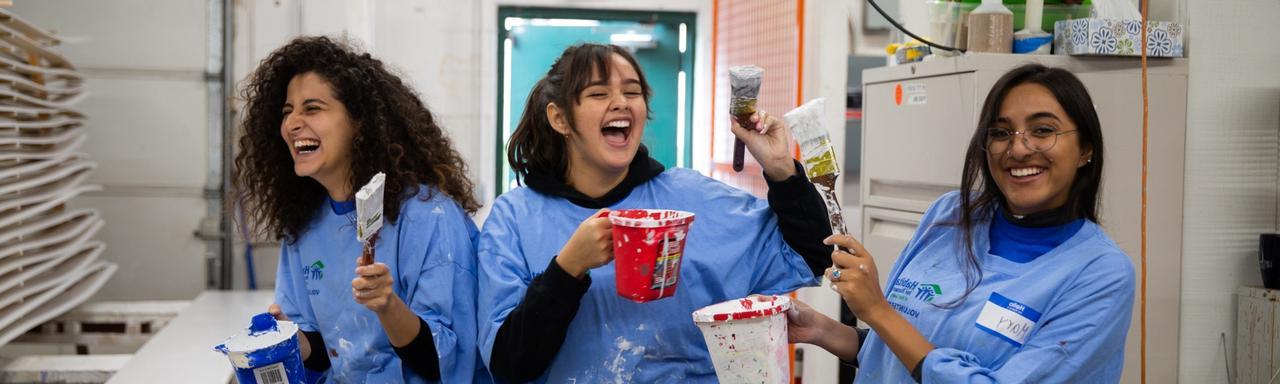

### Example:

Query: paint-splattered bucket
xmin=608 ymin=209 xmax=695 ymax=302
xmin=214 ymin=313 xmax=306 ymax=384
xmin=692 ymin=295 xmax=793 ymax=384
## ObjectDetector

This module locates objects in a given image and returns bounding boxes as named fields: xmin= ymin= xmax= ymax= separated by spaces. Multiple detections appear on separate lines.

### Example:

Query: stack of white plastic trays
xmin=0 ymin=8 xmax=115 ymax=347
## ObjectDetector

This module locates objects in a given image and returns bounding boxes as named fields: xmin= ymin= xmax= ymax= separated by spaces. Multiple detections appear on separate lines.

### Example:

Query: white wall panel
xmin=11 ymin=0 xmax=208 ymax=71
xmin=77 ymin=77 xmax=208 ymax=189
xmin=1180 ymin=0 xmax=1280 ymax=382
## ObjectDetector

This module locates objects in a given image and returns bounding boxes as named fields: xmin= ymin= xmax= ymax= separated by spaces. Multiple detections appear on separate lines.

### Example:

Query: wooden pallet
xmin=0 ymin=85 xmax=86 ymax=110
xmin=0 ymin=157 xmax=93 ymax=194
xmin=0 ymin=261 xmax=117 ymax=347
xmin=0 ymin=51 xmax=79 ymax=82
xmin=0 ymin=237 xmax=100 ymax=295
xmin=0 ymin=72 xmax=83 ymax=98
xmin=0 ymin=209 xmax=96 ymax=247
xmin=0 ymin=211 xmax=100 ymax=264
xmin=0 ymin=8 xmax=61 ymax=46
xmin=0 ymin=151 xmax=76 ymax=178
xmin=0 ymin=21 xmax=70 ymax=69
xmin=14 ymin=300 xmax=188 ymax=353
xmin=0 ymin=7 xmax=111 ymax=353
xmin=0 ymin=242 xmax=103 ymax=311
xmin=0 ymin=354 xmax=128 ymax=384
xmin=0 ymin=125 xmax=83 ymax=146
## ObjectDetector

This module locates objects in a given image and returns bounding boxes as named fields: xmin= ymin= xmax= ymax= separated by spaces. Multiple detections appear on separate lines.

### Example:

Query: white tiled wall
xmin=1180 ymin=0 xmax=1280 ymax=382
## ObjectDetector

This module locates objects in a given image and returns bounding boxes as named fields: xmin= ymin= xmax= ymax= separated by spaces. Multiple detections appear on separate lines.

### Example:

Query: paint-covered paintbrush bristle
xmin=785 ymin=98 xmax=839 ymax=180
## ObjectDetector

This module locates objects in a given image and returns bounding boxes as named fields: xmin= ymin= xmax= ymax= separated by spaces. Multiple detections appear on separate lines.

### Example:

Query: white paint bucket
xmin=692 ymin=295 xmax=792 ymax=384
xmin=214 ymin=313 xmax=306 ymax=384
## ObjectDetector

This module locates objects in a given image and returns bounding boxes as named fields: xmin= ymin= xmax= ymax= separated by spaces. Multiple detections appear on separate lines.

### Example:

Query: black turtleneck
xmin=999 ymin=201 xmax=1079 ymax=227
xmin=488 ymin=146 xmax=834 ymax=382
xmin=522 ymin=145 xmax=667 ymax=209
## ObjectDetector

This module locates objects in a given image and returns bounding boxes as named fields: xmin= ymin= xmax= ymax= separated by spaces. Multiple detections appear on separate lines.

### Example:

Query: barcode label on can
xmin=253 ymin=362 xmax=288 ymax=384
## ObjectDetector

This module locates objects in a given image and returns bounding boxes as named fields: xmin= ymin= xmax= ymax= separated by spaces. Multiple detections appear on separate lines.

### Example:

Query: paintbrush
xmin=355 ymin=172 xmax=386 ymax=266
xmin=729 ymin=65 xmax=763 ymax=172
xmin=784 ymin=99 xmax=849 ymax=285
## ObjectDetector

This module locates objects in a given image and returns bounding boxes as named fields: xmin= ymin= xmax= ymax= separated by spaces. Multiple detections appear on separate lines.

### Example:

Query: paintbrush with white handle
xmin=785 ymin=99 xmax=849 ymax=285
xmin=355 ymin=172 xmax=386 ymax=266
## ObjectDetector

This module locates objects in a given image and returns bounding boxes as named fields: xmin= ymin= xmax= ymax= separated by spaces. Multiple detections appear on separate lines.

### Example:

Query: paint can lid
xmin=216 ymin=315 xmax=299 ymax=353
xmin=692 ymin=295 xmax=792 ymax=323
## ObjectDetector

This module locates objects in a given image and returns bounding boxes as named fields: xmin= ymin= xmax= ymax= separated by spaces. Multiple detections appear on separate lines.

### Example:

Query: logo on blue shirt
xmin=302 ymin=260 xmax=325 ymax=281
xmin=888 ymin=278 xmax=943 ymax=318
xmin=916 ymin=283 xmax=942 ymax=303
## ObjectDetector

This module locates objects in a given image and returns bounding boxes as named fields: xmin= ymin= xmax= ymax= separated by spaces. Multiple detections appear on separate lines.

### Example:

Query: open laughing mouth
xmin=602 ymin=119 xmax=631 ymax=147
xmin=294 ymin=139 xmax=320 ymax=155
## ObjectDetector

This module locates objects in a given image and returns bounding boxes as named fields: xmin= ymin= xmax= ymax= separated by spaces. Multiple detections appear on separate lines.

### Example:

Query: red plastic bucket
xmin=609 ymin=209 xmax=695 ymax=302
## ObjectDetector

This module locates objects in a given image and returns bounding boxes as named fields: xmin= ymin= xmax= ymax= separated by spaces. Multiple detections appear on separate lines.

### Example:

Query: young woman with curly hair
xmin=233 ymin=36 xmax=487 ymax=383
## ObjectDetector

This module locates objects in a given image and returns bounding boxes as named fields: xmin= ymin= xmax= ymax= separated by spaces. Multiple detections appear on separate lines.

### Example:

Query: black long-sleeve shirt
xmin=490 ymin=154 xmax=835 ymax=382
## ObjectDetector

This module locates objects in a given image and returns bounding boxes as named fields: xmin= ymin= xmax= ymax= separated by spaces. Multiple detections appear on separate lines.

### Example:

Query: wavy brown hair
xmin=233 ymin=36 xmax=478 ymax=241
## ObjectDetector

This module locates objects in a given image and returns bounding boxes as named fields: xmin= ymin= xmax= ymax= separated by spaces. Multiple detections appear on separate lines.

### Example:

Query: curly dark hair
xmin=233 ymin=36 xmax=479 ymax=241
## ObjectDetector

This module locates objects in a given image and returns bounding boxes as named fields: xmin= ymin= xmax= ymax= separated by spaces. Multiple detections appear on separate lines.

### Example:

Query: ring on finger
xmin=831 ymin=268 xmax=843 ymax=281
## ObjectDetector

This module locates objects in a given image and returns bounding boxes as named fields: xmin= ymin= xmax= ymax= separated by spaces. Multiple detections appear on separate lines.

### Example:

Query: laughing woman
xmin=787 ymin=64 xmax=1135 ymax=383
xmin=477 ymin=43 xmax=836 ymax=383
xmin=234 ymin=36 xmax=487 ymax=383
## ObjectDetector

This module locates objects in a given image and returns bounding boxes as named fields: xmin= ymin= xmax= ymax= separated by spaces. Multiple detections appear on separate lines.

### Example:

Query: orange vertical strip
xmin=793 ymin=0 xmax=805 ymax=160
xmin=796 ymin=0 xmax=805 ymax=106
xmin=710 ymin=0 xmax=720 ymax=167
xmin=790 ymin=4 xmax=806 ymax=380
xmin=1138 ymin=0 xmax=1150 ymax=383
xmin=790 ymin=5 xmax=806 ymax=381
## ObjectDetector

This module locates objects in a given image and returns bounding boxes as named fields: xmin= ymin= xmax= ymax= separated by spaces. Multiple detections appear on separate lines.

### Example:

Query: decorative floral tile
xmin=1053 ymin=19 xmax=1183 ymax=57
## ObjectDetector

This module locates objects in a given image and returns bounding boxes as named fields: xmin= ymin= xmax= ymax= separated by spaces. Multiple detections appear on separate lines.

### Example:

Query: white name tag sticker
xmin=974 ymin=292 xmax=1041 ymax=347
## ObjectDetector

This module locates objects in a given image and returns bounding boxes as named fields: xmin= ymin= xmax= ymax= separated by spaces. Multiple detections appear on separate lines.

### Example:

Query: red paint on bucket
xmin=609 ymin=209 xmax=695 ymax=302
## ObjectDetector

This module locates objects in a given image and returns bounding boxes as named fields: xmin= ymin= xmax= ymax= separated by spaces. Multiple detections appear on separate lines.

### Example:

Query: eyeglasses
xmin=984 ymin=127 xmax=1078 ymax=154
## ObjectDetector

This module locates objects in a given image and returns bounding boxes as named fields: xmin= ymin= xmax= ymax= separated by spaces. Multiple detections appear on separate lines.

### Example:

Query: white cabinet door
xmin=860 ymin=206 xmax=924 ymax=288
xmin=862 ymin=72 xmax=976 ymax=213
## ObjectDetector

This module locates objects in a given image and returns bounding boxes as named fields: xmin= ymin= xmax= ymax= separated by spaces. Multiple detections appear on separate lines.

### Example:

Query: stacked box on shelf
xmin=0 ymin=8 xmax=115 ymax=348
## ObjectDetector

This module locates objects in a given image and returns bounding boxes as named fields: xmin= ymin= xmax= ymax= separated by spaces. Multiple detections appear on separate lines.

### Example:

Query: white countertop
xmin=106 ymin=290 xmax=273 ymax=384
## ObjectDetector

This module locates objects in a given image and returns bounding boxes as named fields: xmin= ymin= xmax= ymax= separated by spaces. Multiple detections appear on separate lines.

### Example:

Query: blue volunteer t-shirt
xmin=856 ymin=191 xmax=1135 ymax=383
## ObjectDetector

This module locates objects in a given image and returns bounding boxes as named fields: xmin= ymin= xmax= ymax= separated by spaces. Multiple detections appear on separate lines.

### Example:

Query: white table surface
xmin=107 ymin=290 xmax=273 ymax=384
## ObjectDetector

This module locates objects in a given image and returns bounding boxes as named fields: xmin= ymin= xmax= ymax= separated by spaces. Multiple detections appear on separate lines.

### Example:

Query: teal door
xmin=498 ymin=7 xmax=696 ymax=194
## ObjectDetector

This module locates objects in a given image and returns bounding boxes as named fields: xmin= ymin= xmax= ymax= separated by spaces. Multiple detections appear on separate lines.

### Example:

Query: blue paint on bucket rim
xmin=214 ymin=312 xmax=306 ymax=383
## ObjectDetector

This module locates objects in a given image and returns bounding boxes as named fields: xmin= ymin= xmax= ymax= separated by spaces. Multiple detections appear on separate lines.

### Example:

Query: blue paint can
xmin=214 ymin=313 xmax=306 ymax=384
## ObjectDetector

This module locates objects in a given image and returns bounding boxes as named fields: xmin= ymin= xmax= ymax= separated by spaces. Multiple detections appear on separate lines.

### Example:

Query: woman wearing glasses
xmin=786 ymin=64 xmax=1134 ymax=383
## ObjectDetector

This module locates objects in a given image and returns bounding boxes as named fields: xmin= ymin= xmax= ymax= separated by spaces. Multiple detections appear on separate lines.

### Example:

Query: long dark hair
xmin=233 ymin=36 xmax=479 ymax=241
xmin=506 ymin=43 xmax=652 ymax=181
xmin=949 ymin=64 xmax=1105 ymax=305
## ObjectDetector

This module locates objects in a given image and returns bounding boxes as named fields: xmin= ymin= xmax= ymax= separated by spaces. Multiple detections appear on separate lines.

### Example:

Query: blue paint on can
xmin=214 ymin=312 xmax=306 ymax=384
xmin=249 ymin=312 xmax=279 ymax=336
